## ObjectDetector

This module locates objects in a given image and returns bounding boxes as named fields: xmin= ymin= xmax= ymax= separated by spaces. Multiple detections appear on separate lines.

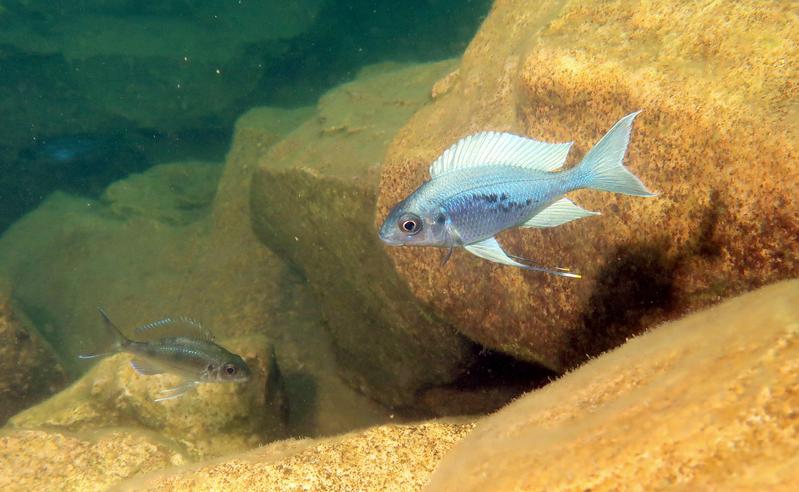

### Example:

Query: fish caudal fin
xmin=577 ymin=111 xmax=656 ymax=197
xmin=77 ymin=307 xmax=130 ymax=360
xmin=464 ymin=237 xmax=581 ymax=278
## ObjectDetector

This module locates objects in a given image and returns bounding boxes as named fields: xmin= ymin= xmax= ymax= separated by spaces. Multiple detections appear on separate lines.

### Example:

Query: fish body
xmin=80 ymin=309 xmax=250 ymax=401
xmin=379 ymin=111 xmax=655 ymax=277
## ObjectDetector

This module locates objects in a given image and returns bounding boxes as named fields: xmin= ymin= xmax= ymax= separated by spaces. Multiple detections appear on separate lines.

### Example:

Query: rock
xmin=376 ymin=0 xmax=799 ymax=370
xmin=0 ymin=429 xmax=185 ymax=492
xmin=9 ymin=335 xmax=285 ymax=459
xmin=117 ymin=420 xmax=475 ymax=491
xmin=426 ymin=280 xmax=799 ymax=491
xmin=0 ymin=288 xmax=67 ymax=424
xmin=102 ymin=161 xmax=222 ymax=225
xmin=0 ymin=1 xmax=325 ymax=131
xmin=249 ymin=61 xmax=476 ymax=407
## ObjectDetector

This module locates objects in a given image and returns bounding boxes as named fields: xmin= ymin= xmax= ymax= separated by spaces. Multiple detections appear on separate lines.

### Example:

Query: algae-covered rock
xmin=0 ymin=429 xmax=185 ymax=492
xmin=249 ymin=61 xmax=476 ymax=407
xmin=0 ymin=288 xmax=67 ymax=424
xmin=0 ymin=1 xmax=325 ymax=131
xmin=118 ymin=420 xmax=475 ymax=492
xmin=103 ymin=161 xmax=222 ymax=225
xmin=376 ymin=0 xmax=799 ymax=370
xmin=10 ymin=335 xmax=285 ymax=459
xmin=426 ymin=280 xmax=799 ymax=491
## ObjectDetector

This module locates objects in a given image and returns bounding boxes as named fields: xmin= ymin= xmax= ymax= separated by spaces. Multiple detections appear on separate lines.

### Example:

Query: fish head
xmin=379 ymin=196 xmax=450 ymax=247
xmin=208 ymin=353 xmax=251 ymax=383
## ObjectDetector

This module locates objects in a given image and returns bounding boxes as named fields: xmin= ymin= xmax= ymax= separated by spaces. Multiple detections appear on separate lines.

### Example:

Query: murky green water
xmin=1 ymin=1 xmax=796 ymax=490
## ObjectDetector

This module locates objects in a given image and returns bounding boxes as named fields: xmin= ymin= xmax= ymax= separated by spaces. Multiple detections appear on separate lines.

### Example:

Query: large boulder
xmin=376 ymin=0 xmax=799 ymax=370
xmin=0 ymin=1 xmax=325 ymax=132
xmin=249 ymin=61 xmax=476 ymax=407
xmin=426 ymin=280 xmax=799 ymax=491
xmin=0 ymin=429 xmax=186 ymax=492
xmin=117 ymin=420 xmax=475 ymax=491
xmin=0 ymin=287 xmax=66 ymax=424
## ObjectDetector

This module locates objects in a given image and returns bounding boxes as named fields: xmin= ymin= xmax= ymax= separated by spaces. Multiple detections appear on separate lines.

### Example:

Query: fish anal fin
xmin=153 ymin=381 xmax=199 ymax=403
xmin=521 ymin=197 xmax=600 ymax=228
xmin=130 ymin=358 xmax=165 ymax=376
xmin=464 ymin=237 xmax=581 ymax=278
xmin=430 ymin=132 xmax=573 ymax=177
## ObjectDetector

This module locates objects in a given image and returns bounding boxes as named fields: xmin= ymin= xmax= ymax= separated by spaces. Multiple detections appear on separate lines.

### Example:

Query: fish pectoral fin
xmin=465 ymin=237 xmax=582 ymax=278
xmin=130 ymin=358 xmax=165 ymax=376
xmin=520 ymin=197 xmax=600 ymax=228
xmin=153 ymin=381 xmax=199 ymax=403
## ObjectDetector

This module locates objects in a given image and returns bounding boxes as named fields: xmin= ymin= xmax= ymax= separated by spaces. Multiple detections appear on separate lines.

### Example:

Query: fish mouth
xmin=380 ymin=236 xmax=404 ymax=246
xmin=378 ymin=229 xmax=404 ymax=246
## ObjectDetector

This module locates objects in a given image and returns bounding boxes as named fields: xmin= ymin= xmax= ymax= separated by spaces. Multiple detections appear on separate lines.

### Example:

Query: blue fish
xmin=378 ymin=111 xmax=655 ymax=278
xmin=21 ymin=134 xmax=116 ymax=165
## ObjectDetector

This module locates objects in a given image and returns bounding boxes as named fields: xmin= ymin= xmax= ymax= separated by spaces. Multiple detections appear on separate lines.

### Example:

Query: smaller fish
xmin=79 ymin=308 xmax=250 ymax=402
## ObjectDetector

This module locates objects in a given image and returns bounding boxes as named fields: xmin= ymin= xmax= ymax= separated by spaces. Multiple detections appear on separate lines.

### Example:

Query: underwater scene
xmin=0 ymin=0 xmax=797 ymax=490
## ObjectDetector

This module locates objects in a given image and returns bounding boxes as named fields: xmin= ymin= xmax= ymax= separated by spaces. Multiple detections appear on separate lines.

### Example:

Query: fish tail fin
xmin=78 ymin=307 xmax=130 ymax=360
xmin=576 ymin=111 xmax=656 ymax=197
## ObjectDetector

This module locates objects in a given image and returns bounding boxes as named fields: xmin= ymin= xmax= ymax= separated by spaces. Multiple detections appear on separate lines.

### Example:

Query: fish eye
xmin=224 ymin=364 xmax=237 ymax=375
xmin=398 ymin=214 xmax=422 ymax=235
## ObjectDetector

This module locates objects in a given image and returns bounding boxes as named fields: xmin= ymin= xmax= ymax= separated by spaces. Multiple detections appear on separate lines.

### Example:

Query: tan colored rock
xmin=118 ymin=420 xmax=475 ymax=492
xmin=0 ymin=429 xmax=185 ymax=492
xmin=0 ymin=288 xmax=66 ymax=424
xmin=376 ymin=0 xmax=799 ymax=370
xmin=9 ymin=336 xmax=285 ymax=459
xmin=426 ymin=280 xmax=799 ymax=491
xmin=250 ymin=61 xmax=475 ymax=407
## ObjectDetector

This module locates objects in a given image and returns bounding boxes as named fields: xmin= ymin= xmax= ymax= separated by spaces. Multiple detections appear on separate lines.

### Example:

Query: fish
xmin=379 ymin=111 xmax=655 ymax=278
xmin=19 ymin=134 xmax=120 ymax=166
xmin=79 ymin=308 xmax=251 ymax=402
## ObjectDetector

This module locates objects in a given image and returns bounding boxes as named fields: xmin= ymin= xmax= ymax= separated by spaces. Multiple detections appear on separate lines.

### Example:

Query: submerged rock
xmin=0 ymin=288 xmax=67 ymax=425
xmin=376 ymin=0 xmax=799 ymax=370
xmin=0 ymin=429 xmax=185 ymax=492
xmin=0 ymin=1 xmax=325 ymax=132
xmin=249 ymin=61 xmax=476 ymax=407
xmin=426 ymin=280 xmax=799 ymax=491
xmin=102 ymin=161 xmax=222 ymax=225
xmin=117 ymin=420 xmax=475 ymax=492
xmin=9 ymin=335 xmax=285 ymax=459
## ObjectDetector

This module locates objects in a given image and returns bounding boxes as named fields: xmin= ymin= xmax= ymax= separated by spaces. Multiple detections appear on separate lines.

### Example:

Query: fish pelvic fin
xmin=78 ymin=307 xmax=131 ymax=360
xmin=464 ymin=237 xmax=581 ymax=278
xmin=576 ymin=111 xmax=656 ymax=197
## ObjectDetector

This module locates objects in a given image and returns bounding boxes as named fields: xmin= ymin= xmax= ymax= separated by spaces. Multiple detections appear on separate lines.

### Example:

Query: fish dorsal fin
xmin=429 ymin=131 xmax=572 ymax=178
xmin=464 ymin=237 xmax=581 ymax=278
xmin=134 ymin=316 xmax=214 ymax=342
xmin=520 ymin=197 xmax=600 ymax=228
